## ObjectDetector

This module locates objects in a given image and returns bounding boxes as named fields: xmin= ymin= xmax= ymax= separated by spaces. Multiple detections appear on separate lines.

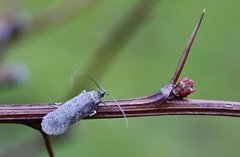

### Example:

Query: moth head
xmin=98 ymin=88 xmax=106 ymax=97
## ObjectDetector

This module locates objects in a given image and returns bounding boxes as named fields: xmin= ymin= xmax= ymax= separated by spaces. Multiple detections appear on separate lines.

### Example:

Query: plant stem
xmin=0 ymin=98 xmax=240 ymax=127
xmin=40 ymin=131 xmax=54 ymax=157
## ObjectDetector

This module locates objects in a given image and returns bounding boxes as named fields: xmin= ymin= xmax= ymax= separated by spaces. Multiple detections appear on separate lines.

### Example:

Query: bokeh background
xmin=0 ymin=0 xmax=239 ymax=157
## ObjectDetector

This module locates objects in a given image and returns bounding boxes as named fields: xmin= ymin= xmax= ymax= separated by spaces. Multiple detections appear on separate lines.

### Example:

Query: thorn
xmin=203 ymin=8 xmax=206 ymax=13
xmin=170 ymin=9 xmax=205 ymax=84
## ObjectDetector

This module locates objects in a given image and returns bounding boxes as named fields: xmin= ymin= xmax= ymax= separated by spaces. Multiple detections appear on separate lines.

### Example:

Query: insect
xmin=41 ymin=74 xmax=127 ymax=135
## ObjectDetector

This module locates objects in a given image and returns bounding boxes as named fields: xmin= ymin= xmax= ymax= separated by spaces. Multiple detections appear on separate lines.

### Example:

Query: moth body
xmin=41 ymin=89 xmax=105 ymax=135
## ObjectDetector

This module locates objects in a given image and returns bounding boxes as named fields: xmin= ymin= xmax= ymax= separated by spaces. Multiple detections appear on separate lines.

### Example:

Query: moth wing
xmin=41 ymin=109 xmax=72 ymax=135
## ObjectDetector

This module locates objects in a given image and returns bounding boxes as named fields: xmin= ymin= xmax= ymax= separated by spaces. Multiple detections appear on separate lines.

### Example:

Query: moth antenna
xmin=70 ymin=71 xmax=101 ymax=90
xmin=100 ymin=101 xmax=107 ymax=106
xmin=82 ymin=72 xmax=101 ymax=90
xmin=105 ymin=93 xmax=129 ymax=128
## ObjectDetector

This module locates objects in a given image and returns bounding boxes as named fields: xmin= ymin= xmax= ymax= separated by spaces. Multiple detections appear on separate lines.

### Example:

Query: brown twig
xmin=0 ymin=99 xmax=240 ymax=124
xmin=40 ymin=131 xmax=54 ymax=157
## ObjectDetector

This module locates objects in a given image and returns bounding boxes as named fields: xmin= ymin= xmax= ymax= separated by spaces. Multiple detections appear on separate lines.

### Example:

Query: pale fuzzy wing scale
xmin=41 ymin=109 xmax=72 ymax=135
xmin=41 ymin=91 xmax=101 ymax=135
xmin=41 ymin=91 xmax=92 ymax=135
xmin=69 ymin=91 xmax=101 ymax=123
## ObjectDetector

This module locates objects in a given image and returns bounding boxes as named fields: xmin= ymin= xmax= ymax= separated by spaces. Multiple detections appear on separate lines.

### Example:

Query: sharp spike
xmin=170 ymin=9 xmax=205 ymax=84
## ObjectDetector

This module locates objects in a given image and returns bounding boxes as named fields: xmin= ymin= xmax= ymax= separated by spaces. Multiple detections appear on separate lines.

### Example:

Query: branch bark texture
xmin=0 ymin=98 xmax=239 ymax=129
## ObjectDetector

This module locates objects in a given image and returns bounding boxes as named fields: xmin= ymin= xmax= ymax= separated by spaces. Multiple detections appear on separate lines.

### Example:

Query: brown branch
xmin=40 ymin=131 xmax=54 ymax=157
xmin=0 ymin=98 xmax=240 ymax=126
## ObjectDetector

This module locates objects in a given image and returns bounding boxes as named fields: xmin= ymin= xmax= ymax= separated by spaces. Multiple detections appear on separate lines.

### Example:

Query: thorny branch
xmin=0 ymin=99 xmax=240 ymax=125
xmin=0 ymin=8 xmax=239 ymax=157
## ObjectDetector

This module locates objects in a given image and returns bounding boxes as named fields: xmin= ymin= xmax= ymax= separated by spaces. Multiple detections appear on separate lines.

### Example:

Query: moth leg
xmin=81 ymin=90 xmax=87 ymax=93
xmin=100 ymin=101 xmax=107 ymax=106
xmin=51 ymin=102 xmax=62 ymax=108
xmin=89 ymin=110 xmax=97 ymax=117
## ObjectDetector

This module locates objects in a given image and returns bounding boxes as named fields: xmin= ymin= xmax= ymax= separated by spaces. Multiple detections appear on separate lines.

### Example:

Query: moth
xmin=41 ymin=88 xmax=106 ymax=135
xmin=41 ymin=74 xmax=127 ymax=135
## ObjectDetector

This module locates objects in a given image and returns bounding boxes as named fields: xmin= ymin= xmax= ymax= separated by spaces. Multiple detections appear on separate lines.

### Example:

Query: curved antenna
xmin=81 ymin=72 xmax=101 ymax=90
xmin=70 ymin=71 xmax=101 ymax=90
xmin=105 ymin=93 xmax=129 ymax=128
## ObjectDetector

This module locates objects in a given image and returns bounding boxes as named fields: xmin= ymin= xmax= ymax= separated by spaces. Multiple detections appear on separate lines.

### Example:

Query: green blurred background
xmin=0 ymin=0 xmax=240 ymax=157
